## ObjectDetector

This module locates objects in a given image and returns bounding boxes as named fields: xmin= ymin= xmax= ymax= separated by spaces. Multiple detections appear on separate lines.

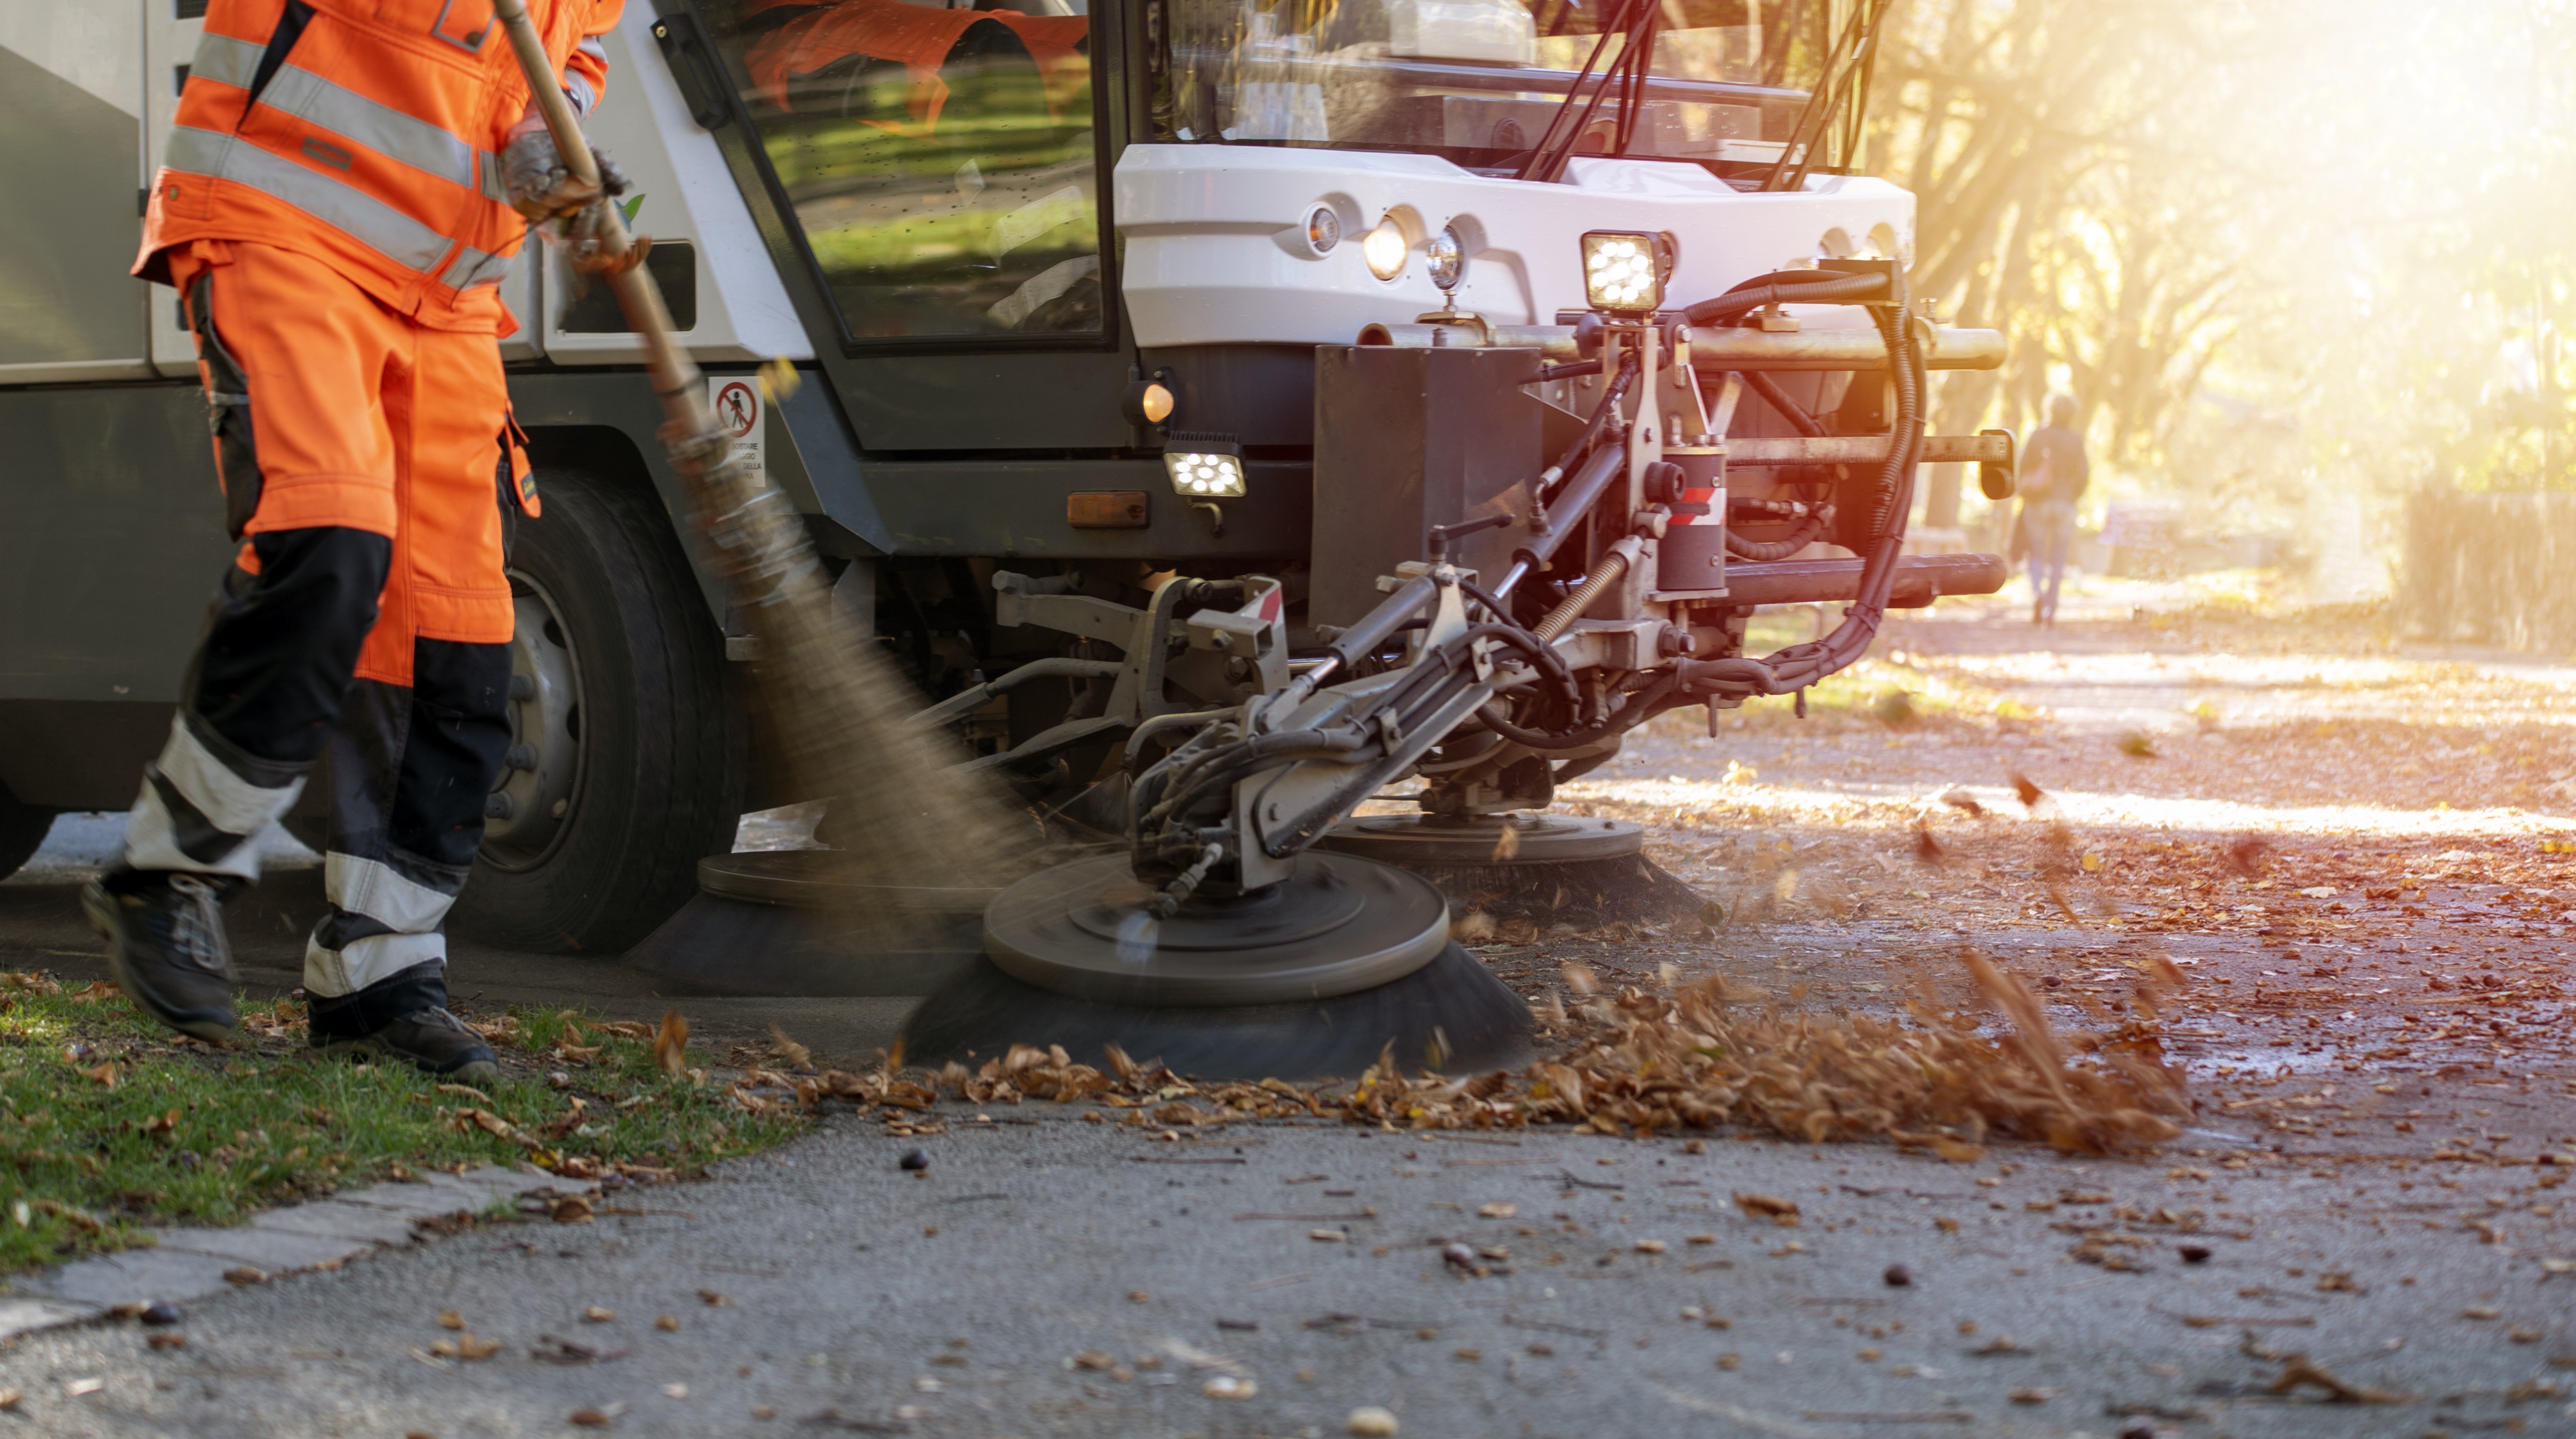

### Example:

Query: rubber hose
xmin=1477 ymin=671 xmax=1681 ymax=751
xmin=1739 ymin=368 xmax=1828 ymax=437
xmin=1682 ymin=270 xmax=1888 ymax=326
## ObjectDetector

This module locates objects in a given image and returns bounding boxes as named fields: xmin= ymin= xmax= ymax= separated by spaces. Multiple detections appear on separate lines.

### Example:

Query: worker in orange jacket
xmin=87 ymin=0 xmax=629 ymax=1080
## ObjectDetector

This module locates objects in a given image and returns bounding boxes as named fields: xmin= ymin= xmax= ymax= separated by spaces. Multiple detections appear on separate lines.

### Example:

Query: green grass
xmin=0 ymin=976 xmax=806 ymax=1271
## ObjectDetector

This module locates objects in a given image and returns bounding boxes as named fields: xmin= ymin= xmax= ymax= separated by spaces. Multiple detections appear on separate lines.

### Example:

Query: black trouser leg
xmin=123 ymin=528 xmax=391 ymax=880
xmin=305 ymin=638 xmax=511 ymax=1035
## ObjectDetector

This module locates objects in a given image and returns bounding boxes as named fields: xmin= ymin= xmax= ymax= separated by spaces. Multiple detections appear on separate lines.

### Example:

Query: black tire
xmin=450 ymin=467 xmax=743 ymax=953
xmin=0 ymin=780 xmax=56 ymax=880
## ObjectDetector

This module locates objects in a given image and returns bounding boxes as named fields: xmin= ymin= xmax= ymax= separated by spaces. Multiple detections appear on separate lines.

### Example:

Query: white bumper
xmin=1113 ymin=144 xmax=1915 ymax=349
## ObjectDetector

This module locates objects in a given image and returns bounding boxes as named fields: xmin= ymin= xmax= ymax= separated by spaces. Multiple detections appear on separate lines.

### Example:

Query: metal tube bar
xmin=1721 ymin=433 xmax=2012 ymax=466
xmin=1686 ymin=552 xmax=2007 ymax=608
xmin=1356 ymin=322 xmax=2004 ymax=371
xmin=905 ymin=657 xmax=1124 ymax=730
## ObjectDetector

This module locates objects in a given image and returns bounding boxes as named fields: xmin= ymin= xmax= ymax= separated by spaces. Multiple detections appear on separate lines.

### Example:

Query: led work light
xmin=1163 ymin=435 xmax=1247 ymax=498
xmin=1582 ymin=230 xmax=1667 ymax=313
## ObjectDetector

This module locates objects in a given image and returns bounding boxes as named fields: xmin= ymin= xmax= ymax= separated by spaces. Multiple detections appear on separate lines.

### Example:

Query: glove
xmin=500 ymin=116 xmax=629 ymax=224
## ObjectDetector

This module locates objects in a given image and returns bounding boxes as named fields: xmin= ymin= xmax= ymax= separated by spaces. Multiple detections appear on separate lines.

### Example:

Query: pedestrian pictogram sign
xmin=707 ymin=377 xmax=765 ymax=482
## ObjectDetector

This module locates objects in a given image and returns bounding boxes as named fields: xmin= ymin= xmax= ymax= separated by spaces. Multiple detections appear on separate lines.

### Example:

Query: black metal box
xmin=1308 ymin=345 xmax=1546 ymax=629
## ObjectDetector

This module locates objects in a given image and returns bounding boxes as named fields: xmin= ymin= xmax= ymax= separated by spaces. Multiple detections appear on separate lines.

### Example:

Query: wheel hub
xmin=480 ymin=574 xmax=583 ymax=868
xmin=983 ymin=851 xmax=1449 ymax=1007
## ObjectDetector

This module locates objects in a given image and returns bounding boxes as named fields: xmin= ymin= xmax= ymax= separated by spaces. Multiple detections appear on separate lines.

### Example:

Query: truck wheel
xmin=450 ymin=467 xmax=742 ymax=953
xmin=0 ymin=781 xmax=56 ymax=880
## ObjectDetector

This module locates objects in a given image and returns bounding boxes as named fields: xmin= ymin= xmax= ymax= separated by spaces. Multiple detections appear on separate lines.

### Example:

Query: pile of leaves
xmin=717 ymin=1039 xmax=1329 ymax=1134
xmin=1334 ymin=950 xmax=2188 ymax=1153
xmin=728 ymin=951 xmax=2190 ymax=1157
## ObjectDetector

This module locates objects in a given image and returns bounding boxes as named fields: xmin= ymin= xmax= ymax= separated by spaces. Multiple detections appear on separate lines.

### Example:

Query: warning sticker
xmin=708 ymin=377 xmax=765 ymax=482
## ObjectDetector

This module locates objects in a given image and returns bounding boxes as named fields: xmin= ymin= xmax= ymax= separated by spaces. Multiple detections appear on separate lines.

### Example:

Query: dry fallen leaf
xmin=551 ymin=1195 xmax=595 ymax=1224
xmin=2268 ymin=1355 xmax=2401 ymax=1403
xmin=428 ymin=1333 xmax=501 ymax=1361
xmin=1476 ymin=1203 xmax=1517 ymax=1218
xmin=568 ymin=1405 xmax=614 ymax=1429
xmin=1734 ymin=1192 xmax=1800 ymax=1225
xmin=584 ymin=1306 xmax=616 ymax=1323
xmin=438 ymin=1310 xmax=465 ymax=1330
xmin=656 ymin=1315 xmax=680 ymax=1332
xmin=653 ymin=1008 xmax=689 ymax=1076
xmin=697 ymin=1289 xmax=731 ymax=1307
xmin=767 ymin=1023 xmax=811 ymax=1069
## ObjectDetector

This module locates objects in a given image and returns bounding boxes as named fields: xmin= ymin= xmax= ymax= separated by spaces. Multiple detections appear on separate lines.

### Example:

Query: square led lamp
xmin=1581 ymin=230 xmax=1665 ymax=314
xmin=1163 ymin=433 xmax=1247 ymax=498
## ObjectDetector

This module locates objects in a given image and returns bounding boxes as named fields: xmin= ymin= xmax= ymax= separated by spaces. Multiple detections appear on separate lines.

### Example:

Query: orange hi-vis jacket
xmin=136 ymin=0 xmax=623 ymax=335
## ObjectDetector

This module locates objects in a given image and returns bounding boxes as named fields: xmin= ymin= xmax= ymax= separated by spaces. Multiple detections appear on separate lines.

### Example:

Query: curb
xmin=0 ymin=1165 xmax=593 ymax=1341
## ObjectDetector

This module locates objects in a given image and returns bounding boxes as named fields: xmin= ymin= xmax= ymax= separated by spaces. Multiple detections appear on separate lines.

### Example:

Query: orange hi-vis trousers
xmin=124 ymin=239 xmax=531 ymax=1030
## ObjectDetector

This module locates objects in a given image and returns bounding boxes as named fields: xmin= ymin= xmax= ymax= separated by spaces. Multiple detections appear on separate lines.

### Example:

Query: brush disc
xmin=982 ymin=851 xmax=1449 ymax=1006
xmin=1320 ymin=814 xmax=1706 ymax=926
xmin=622 ymin=851 xmax=996 ymax=997
xmin=900 ymin=942 xmax=1532 ymax=1080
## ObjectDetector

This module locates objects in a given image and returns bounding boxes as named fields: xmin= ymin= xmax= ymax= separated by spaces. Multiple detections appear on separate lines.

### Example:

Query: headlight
xmin=1163 ymin=438 xmax=1246 ymax=498
xmin=1582 ymin=230 xmax=1666 ymax=313
xmin=1425 ymin=225 xmax=1464 ymax=291
xmin=1363 ymin=217 xmax=1408 ymax=281
xmin=1305 ymin=205 xmax=1341 ymax=255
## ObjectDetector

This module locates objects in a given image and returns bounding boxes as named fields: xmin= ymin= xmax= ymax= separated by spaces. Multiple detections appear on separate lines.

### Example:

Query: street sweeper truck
xmin=0 ymin=0 xmax=2013 ymax=1073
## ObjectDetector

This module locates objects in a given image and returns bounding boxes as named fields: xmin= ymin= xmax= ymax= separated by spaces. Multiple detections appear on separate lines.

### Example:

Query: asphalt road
xmin=0 ymin=1099 xmax=2569 ymax=1439
xmin=3 ymin=603 xmax=2573 ymax=1437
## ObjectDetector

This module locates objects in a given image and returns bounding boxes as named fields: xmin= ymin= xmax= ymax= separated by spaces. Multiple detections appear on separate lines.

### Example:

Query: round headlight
xmin=1425 ymin=226 xmax=1464 ymax=291
xmin=1361 ymin=217 xmax=1408 ymax=281
xmin=1305 ymin=205 xmax=1341 ymax=255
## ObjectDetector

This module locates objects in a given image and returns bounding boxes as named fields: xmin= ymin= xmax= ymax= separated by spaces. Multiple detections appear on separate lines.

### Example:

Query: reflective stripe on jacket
xmin=136 ymin=0 xmax=623 ymax=335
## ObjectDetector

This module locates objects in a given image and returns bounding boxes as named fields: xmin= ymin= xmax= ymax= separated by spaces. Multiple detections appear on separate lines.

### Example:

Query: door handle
xmin=650 ymin=11 xmax=732 ymax=130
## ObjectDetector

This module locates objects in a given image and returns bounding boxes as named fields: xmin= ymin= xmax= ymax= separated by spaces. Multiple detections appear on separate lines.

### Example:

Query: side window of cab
xmin=700 ymin=0 xmax=1102 ymax=343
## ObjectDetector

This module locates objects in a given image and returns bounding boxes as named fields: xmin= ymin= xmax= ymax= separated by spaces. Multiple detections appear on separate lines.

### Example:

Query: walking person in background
xmin=2018 ymin=393 xmax=2089 ymax=626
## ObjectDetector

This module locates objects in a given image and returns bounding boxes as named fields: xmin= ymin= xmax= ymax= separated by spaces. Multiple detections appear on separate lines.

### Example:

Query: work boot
xmin=313 ymin=1005 xmax=500 ymax=1082
xmin=81 ymin=867 xmax=243 ymax=1044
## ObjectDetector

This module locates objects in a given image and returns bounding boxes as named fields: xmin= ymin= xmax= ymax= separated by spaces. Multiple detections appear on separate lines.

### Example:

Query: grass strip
xmin=0 ymin=974 xmax=806 ymax=1271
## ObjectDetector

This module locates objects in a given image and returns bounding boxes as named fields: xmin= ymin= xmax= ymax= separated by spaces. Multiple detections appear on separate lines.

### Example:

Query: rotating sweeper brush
xmin=624 ymin=228 xmax=2010 ymax=1079
xmin=892 ymin=238 xmax=2014 ymax=1079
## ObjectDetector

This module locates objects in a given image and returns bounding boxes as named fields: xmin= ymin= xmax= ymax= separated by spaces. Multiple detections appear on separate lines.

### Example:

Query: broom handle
xmin=489 ymin=0 xmax=713 ymax=451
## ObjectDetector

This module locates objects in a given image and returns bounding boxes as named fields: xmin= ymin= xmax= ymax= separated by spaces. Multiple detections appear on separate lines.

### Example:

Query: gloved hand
xmin=500 ymin=115 xmax=629 ymax=224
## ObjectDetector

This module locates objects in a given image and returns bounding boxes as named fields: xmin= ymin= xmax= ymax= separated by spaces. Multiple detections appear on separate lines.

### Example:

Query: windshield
xmin=1148 ymin=0 xmax=1830 ymax=173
